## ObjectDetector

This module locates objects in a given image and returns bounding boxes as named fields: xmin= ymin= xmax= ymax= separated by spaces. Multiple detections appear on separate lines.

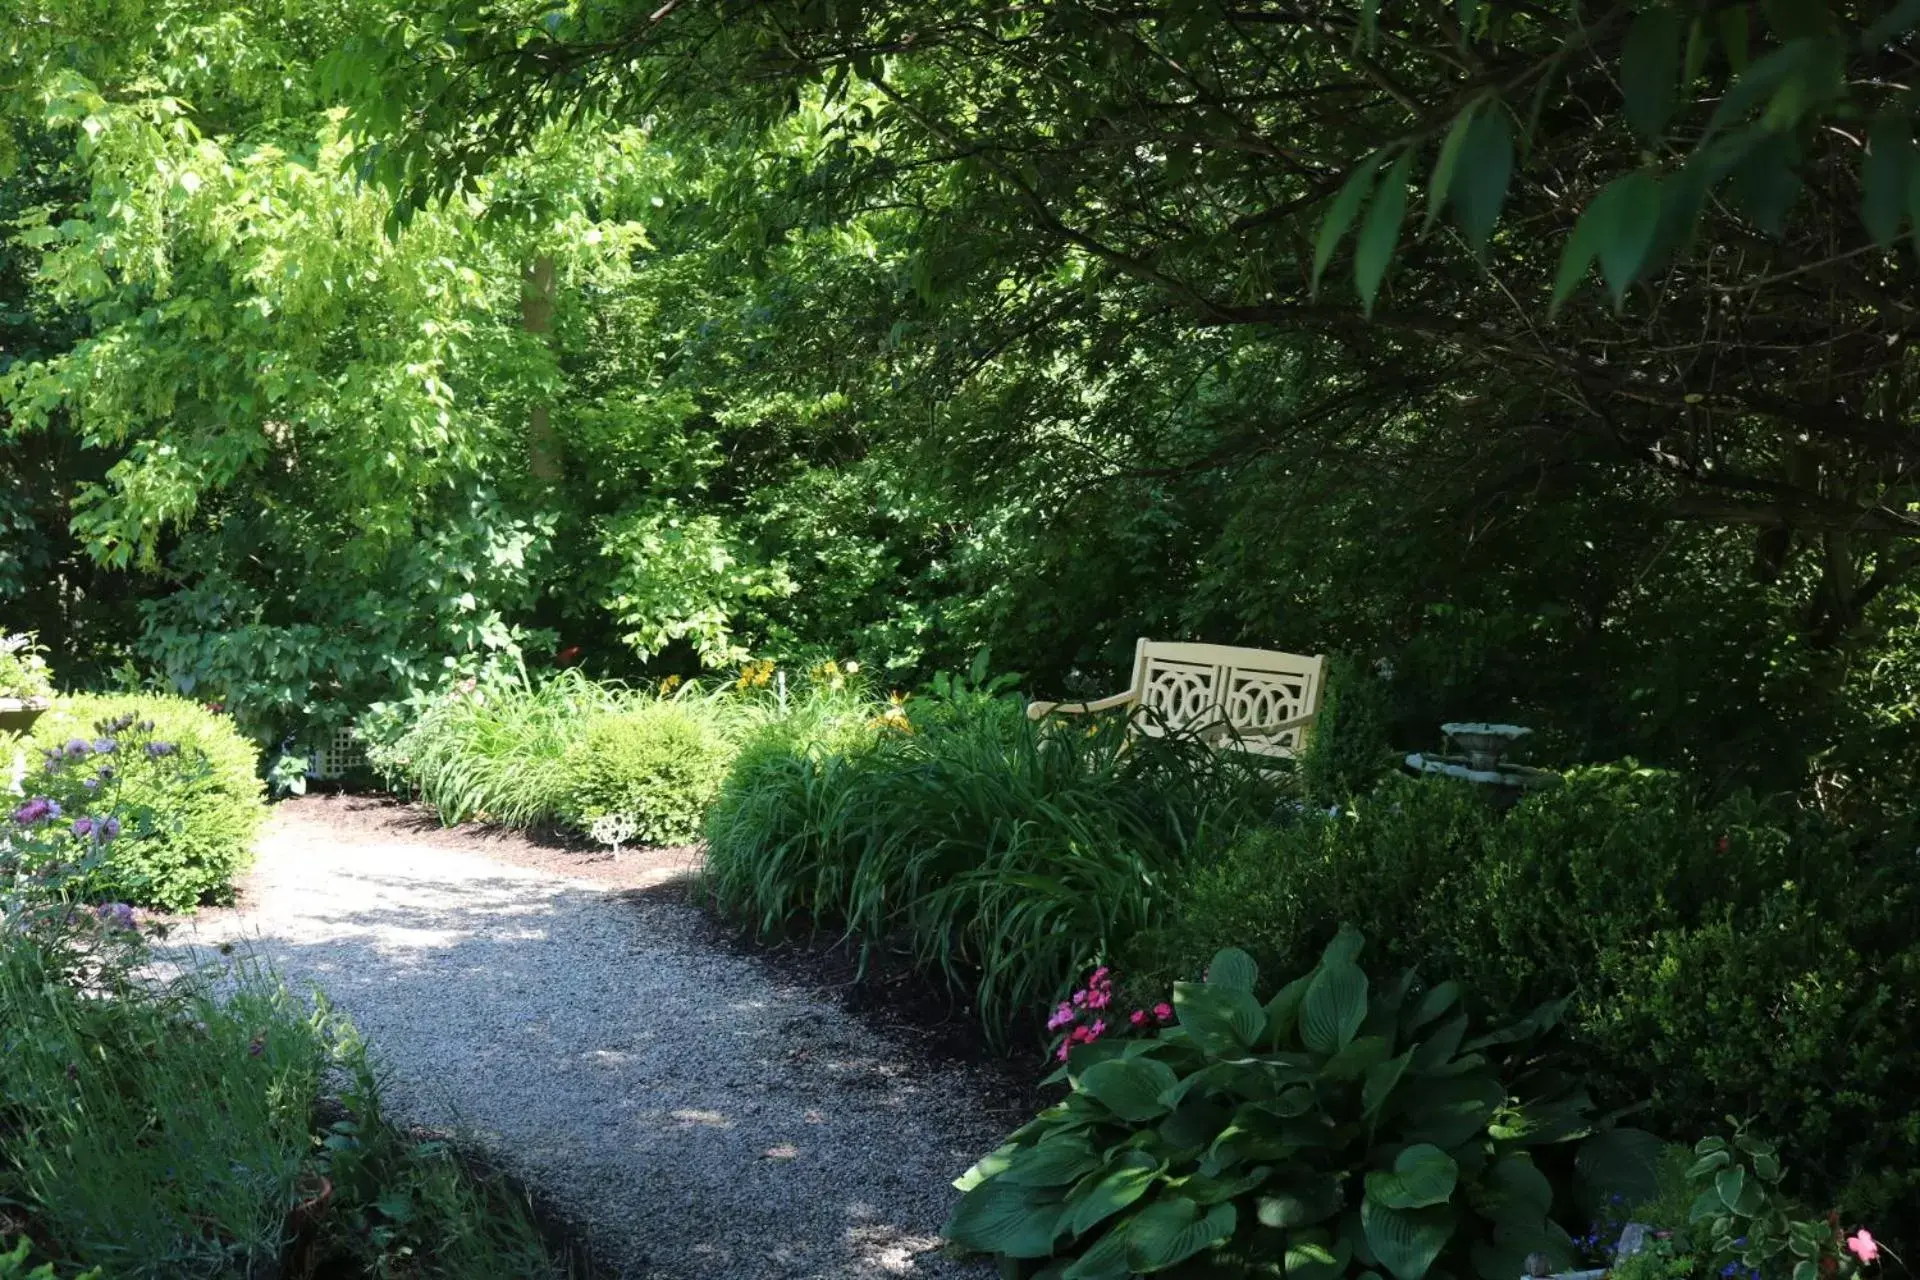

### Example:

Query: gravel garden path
xmin=157 ymin=797 xmax=1012 ymax=1280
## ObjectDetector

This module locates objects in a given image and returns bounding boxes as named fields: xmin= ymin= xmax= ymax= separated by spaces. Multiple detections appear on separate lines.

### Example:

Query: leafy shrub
xmin=0 ymin=631 xmax=53 ymax=701
xmin=26 ymin=694 xmax=264 ymax=910
xmin=946 ymin=928 xmax=1658 ymax=1278
xmin=705 ymin=680 xmax=1281 ymax=1037
xmin=1133 ymin=768 xmax=1920 ymax=1234
xmin=561 ymin=700 xmax=735 ymax=844
xmin=1296 ymin=655 xmax=1398 ymax=804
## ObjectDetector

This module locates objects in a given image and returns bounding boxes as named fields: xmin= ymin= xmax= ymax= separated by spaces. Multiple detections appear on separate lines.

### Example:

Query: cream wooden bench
xmin=1026 ymin=639 xmax=1326 ymax=762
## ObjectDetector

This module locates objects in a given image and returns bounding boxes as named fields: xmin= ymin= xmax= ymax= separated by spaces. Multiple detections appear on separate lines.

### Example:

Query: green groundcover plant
xmin=946 ymin=927 xmax=1661 ymax=1278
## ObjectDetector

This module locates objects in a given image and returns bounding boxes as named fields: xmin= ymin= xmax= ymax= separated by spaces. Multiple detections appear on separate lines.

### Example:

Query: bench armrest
xmin=1027 ymin=691 xmax=1139 ymax=721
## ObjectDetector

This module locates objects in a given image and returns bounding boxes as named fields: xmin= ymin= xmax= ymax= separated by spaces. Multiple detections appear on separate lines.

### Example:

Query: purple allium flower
xmin=95 ymin=764 xmax=115 ymax=782
xmin=83 ymin=777 xmax=100 ymax=791
xmin=99 ymin=816 xmax=121 ymax=841
xmin=92 ymin=737 xmax=117 ymax=755
xmin=63 ymin=738 xmax=92 ymax=759
xmin=146 ymin=741 xmax=178 ymax=758
xmin=94 ymin=902 xmax=136 ymax=931
xmin=72 ymin=816 xmax=94 ymax=837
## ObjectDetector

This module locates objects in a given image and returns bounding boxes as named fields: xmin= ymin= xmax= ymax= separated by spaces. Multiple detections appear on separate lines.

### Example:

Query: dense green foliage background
xmin=5 ymin=0 xmax=1920 ymax=812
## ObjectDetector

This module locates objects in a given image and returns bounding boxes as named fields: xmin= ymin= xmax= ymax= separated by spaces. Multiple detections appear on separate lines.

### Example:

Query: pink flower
xmin=1046 ymin=1002 xmax=1076 ymax=1031
xmin=1847 ymin=1231 xmax=1879 ymax=1265
xmin=1153 ymin=1002 xmax=1173 ymax=1023
xmin=1086 ymin=988 xmax=1111 ymax=1010
xmin=1086 ymin=1019 xmax=1106 ymax=1038
xmin=1055 ymin=1041 xmax=1072 ymax=1062
xmin=1129 ymin=1010 xmax=1148 ymax=1027
xmin=1072 ymin=990 xmax=1087 ymax=1007
xmin=1090 ymin=966 xmax=1110 ymax=985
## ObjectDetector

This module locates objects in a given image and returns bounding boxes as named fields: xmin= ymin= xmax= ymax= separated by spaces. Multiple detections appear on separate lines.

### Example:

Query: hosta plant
xmin=946 ymin=927 xmax=1656 ymax=1278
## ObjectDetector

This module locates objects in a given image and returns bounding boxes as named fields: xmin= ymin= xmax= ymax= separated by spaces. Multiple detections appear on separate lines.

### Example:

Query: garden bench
xmin=1027 ymin=639 xmax=1326 ymax=762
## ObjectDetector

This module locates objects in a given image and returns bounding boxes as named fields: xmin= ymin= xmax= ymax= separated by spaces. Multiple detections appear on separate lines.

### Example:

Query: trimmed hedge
xmin=561 ymin=703 xmax=734 ymax=845
xmin=29 ymin=694 xmax=265 ymax=910
xmin=1126 ymin=768 xmax=1920 ymax=1231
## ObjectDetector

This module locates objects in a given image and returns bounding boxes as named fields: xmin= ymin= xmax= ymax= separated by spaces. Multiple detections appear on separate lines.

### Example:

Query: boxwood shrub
xmin=1127 ymin=768 xmax=1920 ymax=1235
xmin=561 ymin=702 xmax=735 ymax=846
xmin=28 ymin=694 xmax=265 ymax=910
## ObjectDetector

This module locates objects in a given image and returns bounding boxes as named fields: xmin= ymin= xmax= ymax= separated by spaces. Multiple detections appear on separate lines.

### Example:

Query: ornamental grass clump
xmin=704 ymin=672 xmax=1279 ymax=1039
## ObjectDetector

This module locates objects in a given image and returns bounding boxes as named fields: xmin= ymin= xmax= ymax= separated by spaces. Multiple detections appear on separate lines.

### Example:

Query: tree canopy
xmin=4 ymin=0 xmax=1920 ymax=799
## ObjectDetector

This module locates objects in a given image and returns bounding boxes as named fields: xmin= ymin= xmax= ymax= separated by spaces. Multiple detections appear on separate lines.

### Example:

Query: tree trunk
xmin=522 ymin=254 xmax=562 ymax=484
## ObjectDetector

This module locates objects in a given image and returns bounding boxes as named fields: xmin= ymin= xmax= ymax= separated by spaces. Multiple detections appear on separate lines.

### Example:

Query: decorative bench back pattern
xmin=1131 ymin=640 xmax=1325 ymax=760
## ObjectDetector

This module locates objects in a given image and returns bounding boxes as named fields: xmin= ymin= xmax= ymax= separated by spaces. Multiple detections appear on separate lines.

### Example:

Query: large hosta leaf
xmin=1301 ymin=955 xmax=1369 ymax=1054
xmin=1207 ymin=946 xmax=1259 ymax=992
xmin=1065 ymin=1152 xmax=1162 ymax=1238
xmin=1002 ymin=1136 xmax=1104 ymax=1187
xmin=1062 ymin=1223 xmax=1134 ymax=1280
xmin=1362 ymin=1199 xmax=1457 ymax=1280
xmin=1287 ymin=1227 xmax=1355 ymax=1280
xmin=1174 ymin=980 xmax=1268 ymax=1055
xmin=1123 ymin=1197 xmax=1237 ymax=1273
xmin=1472 ymin=1153 xmax=1552 ymax=1228
xmin=1366 ymin=1143 xmax=1458 ymax=1209
xmin=944 ymin=1177 xmax=1063 ymax=1258
xmin=1079 ymin=1057 xmax=1179 ymax=1123
xmin=1256 ymin=1172 xmax=1342 ymax=1228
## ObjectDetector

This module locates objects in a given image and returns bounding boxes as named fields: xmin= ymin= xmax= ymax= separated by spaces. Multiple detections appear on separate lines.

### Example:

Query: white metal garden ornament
xmin=588 ymin=812 xmax=641 ymax=859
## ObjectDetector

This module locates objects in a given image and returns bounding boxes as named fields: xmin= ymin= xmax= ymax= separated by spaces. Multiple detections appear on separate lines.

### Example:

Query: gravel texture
xmin=158 ymin=799 xmax=1013 ymax=1279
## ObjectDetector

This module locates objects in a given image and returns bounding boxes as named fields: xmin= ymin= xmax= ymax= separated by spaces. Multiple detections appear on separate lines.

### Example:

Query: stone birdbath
xmin=1404 ymin=722 xmax=1558 ymax=799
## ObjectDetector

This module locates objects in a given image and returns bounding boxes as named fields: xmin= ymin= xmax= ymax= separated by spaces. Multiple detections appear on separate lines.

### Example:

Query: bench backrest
xmin=1129 ymin=639 xmax=1326 ymax=760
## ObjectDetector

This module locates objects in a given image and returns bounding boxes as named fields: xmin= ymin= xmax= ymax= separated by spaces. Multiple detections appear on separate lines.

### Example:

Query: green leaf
xmin=1324 ymin=1034 xmax=1393 ymax=1081
xmin=1173 ymin=981 xmax=1268 ymax=1055
xmin=1067 ymin=1153 xmax=1162 ymax=1237
xmin=1730 ymin=130 xmax=1802 ymax=233
xmin=1003 ymin=1137 xmax=1104 ymax=1187
xmin=1405 ymin=981 xmax=1462 ymax=1033
xmin=944 ymin=1178 xmax=1063 ymax=1258
xmin=1718 ymin=5 xmax=1751 ymax=72
xmin=1288 ymin=1228 xmax=1356 ymax=1280
xmin=1314 ymin=153 xmax=1389 ymax=292
xmin=1062 ymin=1225 xmax=1134 ymax=1279
xmin=1124 ymin=1198 xmax=1236 ymax=1273
xmin=1715 ymin=1166 xmax=1747 ymax=1210
xmin=1080 ymin=1058 xmax=1179 ymax=1123
xmin=1476 ymin=1155 xmax=1553 ymax=1230
xmin=1355 ymin=152 xmax=1413 ymax=314
xmin=1363 ymin=1049 xmax=1415 ymax=1119
xmin=1452 ymin=108 xmax=1513 ymax=252
xmin=1862 ymin=116 xmax=1914 ymax=248
xmin=1257 ymin=1173 xmax=1343 ymax=1228
xmin=1363 ymin=1199 xmax=1457 ymax=1280
xmin=1264 ymin=975 xmax=1312 ymax=1046
xmin=1683 ymin=16 xmax=1708 ymax=84
xmin=1686 ymin=1151 xmax=1732 ymax=1180
xmin=1301 ymin=951 xmax=1369 ymax=1055
xmin=1207 ymin=946 xmax=1259 ymax=992
xmin=1425 ymin=104 xmax=1480 ymax=233
xmin=1366 ymin=1143 xmax=1459 ymax=1209
xmin=1621 ymin=6 xmax=1683 ymax=142
xmin=1552 ymin=171 xmax=1661 ymax=314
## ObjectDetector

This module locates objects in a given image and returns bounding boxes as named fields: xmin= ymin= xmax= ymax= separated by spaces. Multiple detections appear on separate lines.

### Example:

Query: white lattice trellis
xmin=312 ymin=726 xmax=365 ymax=780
